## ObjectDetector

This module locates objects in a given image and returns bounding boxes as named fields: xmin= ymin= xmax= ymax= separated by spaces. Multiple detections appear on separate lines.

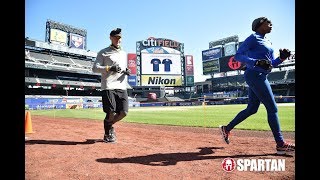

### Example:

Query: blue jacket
xmin=235 ymin=32 xmax=283 ymax=74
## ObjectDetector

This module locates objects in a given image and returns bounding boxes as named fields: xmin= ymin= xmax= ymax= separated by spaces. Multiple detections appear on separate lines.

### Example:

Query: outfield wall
xmin=25 ymin=95 xmax=140 ymax=110
xmin=25 ymin=95 xmax=295 ymax=110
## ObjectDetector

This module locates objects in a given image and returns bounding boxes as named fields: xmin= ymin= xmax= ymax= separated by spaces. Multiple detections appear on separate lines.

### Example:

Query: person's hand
xmin=254 ymin=59 xmax=272 ymax=70
xmin=122 ymin=68 xmax=131 ymax=76
xmin=109 ymin=64 xmax=121 ymax=72
xmin=279 ymin=48 xmax=291 ymax=61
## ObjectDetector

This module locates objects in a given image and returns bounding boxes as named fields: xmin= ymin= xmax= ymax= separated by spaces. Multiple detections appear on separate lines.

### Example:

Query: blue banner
xmin=202 ymin=47 xmax=222 ymax=61
xmin=128 ymin=76 xmax=137 ymax=86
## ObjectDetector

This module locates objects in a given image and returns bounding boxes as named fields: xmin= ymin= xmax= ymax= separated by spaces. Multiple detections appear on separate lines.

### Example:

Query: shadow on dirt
xmin=25 ymin=139 xmax=101 ymax=145
xmin=96 ymin=147 xmax=293 ymax=166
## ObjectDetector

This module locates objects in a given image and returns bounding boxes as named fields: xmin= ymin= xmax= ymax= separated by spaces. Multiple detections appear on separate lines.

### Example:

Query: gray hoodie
xmin=92 ymin=46 xmax=127 ymax=90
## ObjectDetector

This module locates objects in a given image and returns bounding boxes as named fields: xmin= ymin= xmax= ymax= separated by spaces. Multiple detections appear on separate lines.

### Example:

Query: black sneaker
xmin=219 ymin=125 xmax=230 ymax=144
xmin=103 ymin=127 xmax=116 ymax=143
xmin=276 ymin=142 xmax=295 ymax=155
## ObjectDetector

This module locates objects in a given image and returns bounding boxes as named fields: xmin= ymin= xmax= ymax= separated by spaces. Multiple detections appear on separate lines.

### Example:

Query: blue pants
xmin=226 ymin=69 xmax=284 ymax=143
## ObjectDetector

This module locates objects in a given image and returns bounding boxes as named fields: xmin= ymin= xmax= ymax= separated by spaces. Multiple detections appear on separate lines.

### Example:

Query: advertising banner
xmin=127 ymin=53 xmax=137 ymax=74
xmin=185 ymin=55 xmax=194 ymax=75
xmin=224 ymin=42 xmax=236 ymax=56
xmin=69 ymin=33 xmax=85 ymax=49
xmin=185 ymin=76 xmax=194 ymax=86
xmin=136 ymin=37 xmax=185 ymax=86
xmin=128 ymin=75 xmax=137 ymax=86
xmin=219 ymin=55 xmax=245 ymax=72
xmin=141 ymin=75 xmax=182 ymax=86
xmin=141 ymin=53 xmax=181 ymax=74
xmin=203 ymin=59 xmax=220 ymax=74
xmin=202 ymin=47 xmax=222 ymax=61
xmin=50 ymin=29 xmax=68 ymax=45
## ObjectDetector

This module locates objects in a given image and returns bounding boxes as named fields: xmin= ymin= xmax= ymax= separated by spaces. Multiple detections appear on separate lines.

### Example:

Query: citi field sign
xmin=141 ymin=38 xmax=180 ymax=49
xmin=135 ymin=37 xmax=194 ymax=87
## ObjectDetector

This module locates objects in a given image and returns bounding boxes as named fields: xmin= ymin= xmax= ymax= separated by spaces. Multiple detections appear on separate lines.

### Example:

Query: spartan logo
xmin=148 ymin=77 xmax=176 ymax=85
xmin=222 ymin=158 xmax=236 ymax=172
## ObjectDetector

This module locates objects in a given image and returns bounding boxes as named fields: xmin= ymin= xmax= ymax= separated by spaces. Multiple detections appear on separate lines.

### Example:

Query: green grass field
xmin=29 ymin=103 xmax=295 ymax=131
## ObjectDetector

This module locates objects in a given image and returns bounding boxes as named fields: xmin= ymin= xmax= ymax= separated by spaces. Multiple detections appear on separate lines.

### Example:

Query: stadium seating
xmin=25 ymin=37 xmax=295 ymax=100
xmin=267 ymin=71 xmax=286 ymax=83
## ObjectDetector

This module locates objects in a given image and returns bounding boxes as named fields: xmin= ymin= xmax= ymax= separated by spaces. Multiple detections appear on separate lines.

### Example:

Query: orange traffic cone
xmin=25 ymin=111 xmax=34 ymax=133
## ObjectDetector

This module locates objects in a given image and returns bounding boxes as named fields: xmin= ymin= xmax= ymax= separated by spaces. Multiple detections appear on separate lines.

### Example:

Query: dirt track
xmin=25 ymin=115 xmax=295 ymax=180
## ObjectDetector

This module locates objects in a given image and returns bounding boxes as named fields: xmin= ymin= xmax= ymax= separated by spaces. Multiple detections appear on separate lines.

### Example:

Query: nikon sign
xmin=140 ymin=75 xmax=182 ymax=86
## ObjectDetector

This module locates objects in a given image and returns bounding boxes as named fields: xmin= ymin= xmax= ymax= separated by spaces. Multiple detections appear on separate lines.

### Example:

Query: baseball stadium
xmin=25 ymin=20 xmax=295 ymax=179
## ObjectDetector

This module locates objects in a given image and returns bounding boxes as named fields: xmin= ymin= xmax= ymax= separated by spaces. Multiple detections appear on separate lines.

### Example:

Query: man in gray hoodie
xmin=92 ymin=28 xmax=130 ymax=143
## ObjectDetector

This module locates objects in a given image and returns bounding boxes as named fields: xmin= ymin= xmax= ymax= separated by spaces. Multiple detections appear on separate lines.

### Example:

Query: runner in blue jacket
xmin=219 ymin=17 xmax=295 ymax=155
